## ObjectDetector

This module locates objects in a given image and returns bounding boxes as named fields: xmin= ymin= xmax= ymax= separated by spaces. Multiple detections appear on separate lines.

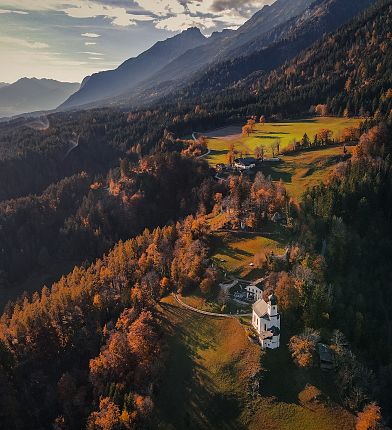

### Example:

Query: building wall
xmin=247 ymin=286 xmax=263 ymax=301
xmin=252 ymin=309 xmax=280 ymax=350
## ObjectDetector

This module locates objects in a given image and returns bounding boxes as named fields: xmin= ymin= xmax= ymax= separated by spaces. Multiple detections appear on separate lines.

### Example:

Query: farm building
xmin=318 ymin=343 xmax=335 ymax=370
xmin=234 ymin=157 xmax=256 ymax=170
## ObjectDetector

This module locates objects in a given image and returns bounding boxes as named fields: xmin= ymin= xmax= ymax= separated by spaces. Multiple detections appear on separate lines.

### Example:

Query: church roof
xmin=252 ymin=299 xmax=268 ymax=318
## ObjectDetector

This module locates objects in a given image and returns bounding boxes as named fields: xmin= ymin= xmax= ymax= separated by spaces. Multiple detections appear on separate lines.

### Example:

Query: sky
xmin=0 ymin=0 xmax=274 ymax=84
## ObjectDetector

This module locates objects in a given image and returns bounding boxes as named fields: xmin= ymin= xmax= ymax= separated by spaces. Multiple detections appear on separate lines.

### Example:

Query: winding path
xmin=192 ymin=132 xmax=211 ymax=159
xmin=173 ymin=294 xmax=252 ymax=319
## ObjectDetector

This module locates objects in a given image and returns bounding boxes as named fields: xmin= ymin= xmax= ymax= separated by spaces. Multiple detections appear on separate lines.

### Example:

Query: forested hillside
xmin=0 ymin=152 xmax=217 ymax=306
xmin=1 ymin=1 xmax=392 ymax=428
xmin=0 ymin=215 xmax=213 ymax=429
xmin=177 ymin=0 xmax=392 ymax=121
xmin=295 ymin=124 xmax=392 ymax=416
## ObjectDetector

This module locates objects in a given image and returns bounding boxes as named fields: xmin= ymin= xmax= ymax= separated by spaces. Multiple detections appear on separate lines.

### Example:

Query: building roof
xmin=250 ymin=278 xmax=264 ymax=289
xmin=234 ymin=157 xmax=256 ymax=166
xmin=318 ymin=343 xmax=334 ymax=363
xmin=252 ymin=298 xmax=269 ymax=318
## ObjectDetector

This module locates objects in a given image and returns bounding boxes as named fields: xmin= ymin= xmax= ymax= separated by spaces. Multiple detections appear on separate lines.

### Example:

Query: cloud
xmin=0 ymin=9 xmax=29 ymax=14
xmin=81 ymin=51 xmax=104 ymax=56
xmin=0 ymin=36 xmax=49 ymax=49
xmin=81 ymin=32 xmax=100 ymax=38
xmin=155 ymin=14 xmax=216 ymax=32
xmin=133 ymin=0 xmax=274 ymax=31
xmin=63 ymin=2 xmax=153 ymax=27
xmin=134 ymin=0 xmax=185 ymax=17
xmin=0 ymin=0 xmax=275 ymax=32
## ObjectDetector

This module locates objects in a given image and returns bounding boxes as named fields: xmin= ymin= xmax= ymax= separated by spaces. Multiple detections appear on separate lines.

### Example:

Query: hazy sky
xmin=0 ymin=0 xmax=274 ymax=83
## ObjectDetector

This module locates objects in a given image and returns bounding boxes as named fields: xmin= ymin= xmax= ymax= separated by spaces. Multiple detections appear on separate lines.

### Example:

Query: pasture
xmin=263 ymin=145 xmax=353 ymax=199
xmin=205 ymin=117 xmax=359 ymax=166
xmin=210 ymin=228 xmax=288 ymax=279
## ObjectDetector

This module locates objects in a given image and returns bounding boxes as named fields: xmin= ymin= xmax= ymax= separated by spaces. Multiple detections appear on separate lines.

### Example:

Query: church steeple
xmin=267 ymin=293 xmax=278 ymax=317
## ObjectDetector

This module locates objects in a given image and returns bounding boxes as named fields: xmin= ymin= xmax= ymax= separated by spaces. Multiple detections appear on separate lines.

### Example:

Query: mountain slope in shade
xmin=0 ymin=78 xmax=79 ymax=118
xmin=60 ymin=27 xmax=207 ymax=110
xmin=139 ymin=0 xmax=315 ymax=96
xmin=0 ymin=83 xmax=9 ymax=90
xmin=102 ymin=0 xmax=374 ymax=111
xmin=172 ymin=0 xmax=375 ymax=100
xmin=60 ymin=0 xmax=316 ymax=111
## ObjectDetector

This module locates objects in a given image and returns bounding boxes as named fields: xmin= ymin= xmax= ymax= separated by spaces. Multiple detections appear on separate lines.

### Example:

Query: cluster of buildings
xmin=230 ymin=278 xmax=280 ymax=350
xmin=216 ymin=156 xmax=281 ymax=175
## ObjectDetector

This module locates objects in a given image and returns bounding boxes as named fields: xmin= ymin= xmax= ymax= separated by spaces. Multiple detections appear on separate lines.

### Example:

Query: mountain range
xmin=60 ymin=27 xmax=207 ymax=110
xmin=59 ymin=0 xmax=374 ymax=112
xmin=0 ymin=78 xmax=79 ymax=118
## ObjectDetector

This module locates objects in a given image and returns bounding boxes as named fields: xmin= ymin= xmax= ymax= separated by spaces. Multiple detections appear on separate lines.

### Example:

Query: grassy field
xmin=264 ymin=145 xmax=353 ymax=199
xmin=210 ymin=228 xmax=289 ymax=279
xmin=154 ymin=296 xmax=355 ymax=430
xmin=205 ymin=117 xmax=359 ymax=166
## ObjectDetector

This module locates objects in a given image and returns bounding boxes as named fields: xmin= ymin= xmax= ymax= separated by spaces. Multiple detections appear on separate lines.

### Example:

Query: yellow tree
xmin=247 ymin=118 xmax=256 ymax=132
xmin=242 ymin=124 xmax=252 ymax=137
xmin=356 ymin=403 xmax=381 ymax=430
xmin=318 ymin=128 xmax=333 ymax=145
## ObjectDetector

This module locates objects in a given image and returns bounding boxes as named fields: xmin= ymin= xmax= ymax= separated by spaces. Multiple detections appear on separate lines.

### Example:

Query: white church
xmin=252 ymin=293 xmax=280 ymax=349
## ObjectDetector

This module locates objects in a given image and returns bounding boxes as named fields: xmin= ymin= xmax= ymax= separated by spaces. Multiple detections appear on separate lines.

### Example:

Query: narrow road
xmin=65 ymin=138 xmax=79 ymax=158
xmin=173 ymin=294 xmax=252 ymax=318
xmin=192 ymin=132 xmax=211 ymax=159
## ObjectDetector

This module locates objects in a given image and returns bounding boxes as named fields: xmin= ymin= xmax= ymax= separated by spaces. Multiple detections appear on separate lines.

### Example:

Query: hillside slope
xmin=152 ymin=0 xmax=389 ymax=127
xmin=107 ymin=0 xmax=374 ymax=111
xmin=60 ymin=0 xmax=316 ymax=110
xmin=60 ymin=27 xmax=207 ymax=110
xmin=179 ymin=0 xmax=375 ymax=99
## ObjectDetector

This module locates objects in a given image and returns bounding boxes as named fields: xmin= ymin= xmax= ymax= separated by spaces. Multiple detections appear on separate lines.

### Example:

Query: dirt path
xmin=173 ymin=294 xmax=251 ymax=318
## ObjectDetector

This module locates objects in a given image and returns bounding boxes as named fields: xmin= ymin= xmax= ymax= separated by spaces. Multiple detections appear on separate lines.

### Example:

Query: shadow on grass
xmin=209 ymin=149 xmax=228 ymax=156
xmin=154 ymin=302 xmax=247 ymax=430
xmin=253 ymin=135 xmax=283 ymax=140
xmin=262 ymin=165 xmax=293 ymax=183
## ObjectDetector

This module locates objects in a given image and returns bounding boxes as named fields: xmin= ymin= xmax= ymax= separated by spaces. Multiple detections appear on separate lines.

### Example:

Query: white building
xmin=245 ymin=279 xmax=264 ymax=302
xmin=233 ymin=157 xmax=256 ymax=170
xmin=252 ymin=294 xmax=280 ymax=349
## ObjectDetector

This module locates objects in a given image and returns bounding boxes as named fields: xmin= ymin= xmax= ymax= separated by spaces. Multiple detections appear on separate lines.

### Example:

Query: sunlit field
xmin=210 ymin=229 xmax=288 ymax=278
xmin=264 ymin=145 xmax=354 ymax=199
xmin=205 ymin=117 xmax=359 ymax=166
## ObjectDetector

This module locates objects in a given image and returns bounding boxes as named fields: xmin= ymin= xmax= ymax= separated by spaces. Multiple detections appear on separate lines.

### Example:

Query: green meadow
xmin=205 ymin=117 xmax=359 ymax=166
xmin=210 ymin=229 xmax=288 ymax=279
xmin=264 ymin=145 xmax=354 ymax=199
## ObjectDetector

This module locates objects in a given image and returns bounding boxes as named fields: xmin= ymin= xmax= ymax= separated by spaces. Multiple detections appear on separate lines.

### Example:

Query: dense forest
xmin=175 ymin=0 xmax=392 ymax=121
xmin=1 ymin=0 xmax=392 ymax=428
xmin=0 ymin=214 xmax=215 ymax=429
xmin=0 ymin=151 xmax=217 ymax=302
xmin=297 ymin=124 xmax=392 ymax=414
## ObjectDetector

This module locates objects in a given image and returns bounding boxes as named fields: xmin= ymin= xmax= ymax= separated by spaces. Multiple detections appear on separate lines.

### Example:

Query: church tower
xmin=267 ymin=293 xmax=278 ymax=317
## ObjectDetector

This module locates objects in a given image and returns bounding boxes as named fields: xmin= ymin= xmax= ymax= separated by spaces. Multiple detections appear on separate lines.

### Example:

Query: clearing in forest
xmin=263 ymin=145 xmax=353 ymax=199
xmin=210 ymin=228 xmax=288 ymax=279
xmin=205 ymin=117 xmax=359 ymax=166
